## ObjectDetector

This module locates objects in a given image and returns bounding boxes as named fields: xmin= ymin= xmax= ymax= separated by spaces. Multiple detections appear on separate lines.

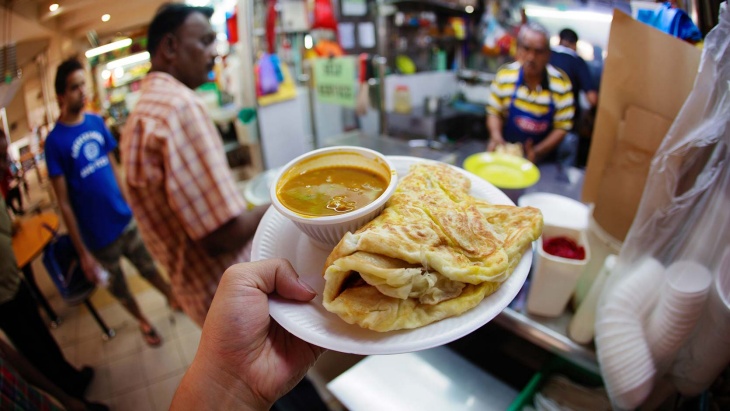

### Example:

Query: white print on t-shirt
xmin=71 ymin=131 xmax=105 ymax=160
xmin=69 ymin=131 xmax=108 ymax=179
xmin=80 ymin=156 xmax=109 ymax=179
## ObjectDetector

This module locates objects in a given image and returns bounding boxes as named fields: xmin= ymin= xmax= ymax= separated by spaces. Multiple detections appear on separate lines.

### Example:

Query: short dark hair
xmin=147 ymin=3 xmax=214 ymax=56
xmin=559 ymin=28 xmax=579 ymax=44
xmin=54 ymin=58 xmax=84 ymax=97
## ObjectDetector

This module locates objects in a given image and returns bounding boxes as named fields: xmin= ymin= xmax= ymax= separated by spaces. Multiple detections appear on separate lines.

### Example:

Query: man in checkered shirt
xmin=120 ymin=4 xmax=267 ymax=326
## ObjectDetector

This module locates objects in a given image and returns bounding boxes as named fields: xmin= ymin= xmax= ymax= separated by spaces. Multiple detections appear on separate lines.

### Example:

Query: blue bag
xmin=637 ymin=3 xmax=702 ymax=42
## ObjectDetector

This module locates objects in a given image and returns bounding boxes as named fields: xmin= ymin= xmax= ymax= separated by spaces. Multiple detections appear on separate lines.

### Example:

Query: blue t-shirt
xmin=45 ymin=114 xmax=132 ymax=251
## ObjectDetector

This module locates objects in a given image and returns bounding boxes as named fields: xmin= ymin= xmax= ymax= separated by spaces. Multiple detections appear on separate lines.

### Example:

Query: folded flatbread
xmin=323 ymin=163 xmax=543 ymax=332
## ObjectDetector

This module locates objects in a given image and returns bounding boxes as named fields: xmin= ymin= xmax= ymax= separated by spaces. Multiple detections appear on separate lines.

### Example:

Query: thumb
xmin=224 ymin=259 xmax=317 ymax=302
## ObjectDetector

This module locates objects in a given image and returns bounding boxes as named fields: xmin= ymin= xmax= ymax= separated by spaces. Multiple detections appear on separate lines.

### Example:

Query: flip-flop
xmin=140 ymin=326 xmax=162 ymax=347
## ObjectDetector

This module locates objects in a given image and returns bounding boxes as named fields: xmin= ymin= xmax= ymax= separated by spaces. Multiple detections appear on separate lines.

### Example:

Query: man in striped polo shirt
xmin=486 ymin=23 xmax=577 ymax=166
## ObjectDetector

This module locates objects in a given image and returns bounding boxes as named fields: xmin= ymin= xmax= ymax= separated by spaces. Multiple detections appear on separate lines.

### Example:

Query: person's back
xmin=122 ymin=71 xmax=247 ymax=323
xmin=548 ymin=28 xmax=597 ymax=129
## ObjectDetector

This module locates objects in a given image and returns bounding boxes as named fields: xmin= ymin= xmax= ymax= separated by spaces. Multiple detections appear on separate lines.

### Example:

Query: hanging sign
xmin=313 ymin=57 xmax=357 ymax=107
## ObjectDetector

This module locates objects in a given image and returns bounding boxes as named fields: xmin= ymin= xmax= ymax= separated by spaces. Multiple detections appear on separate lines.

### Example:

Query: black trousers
xmin=0 ymin=282 xmax=83 ymax=395
xmin=4 ymin=185 xmax=23 ymax=215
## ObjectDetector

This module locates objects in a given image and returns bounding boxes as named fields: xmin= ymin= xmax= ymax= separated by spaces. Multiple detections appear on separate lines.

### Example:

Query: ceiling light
xmin=101 ymin=69 xmax=111 ymax=80
xmin=106 ymin=52 xmax=150 ymax=70
xmin=49 ymin=3 xmax=59 ymax=12
xmin=101 ymin=14 xmax=111 ymax=22
xmin=113 ymin=67 xmax=124 ymax=79
xmin=85 ymin=38 xmax=132 ymax=58
xmin=465 ymin=6 xmax=474 ymax=14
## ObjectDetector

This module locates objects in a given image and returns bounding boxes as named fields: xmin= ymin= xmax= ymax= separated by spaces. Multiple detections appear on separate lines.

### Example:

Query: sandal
xmin=140 ymin=325 xmax=162 ymax=347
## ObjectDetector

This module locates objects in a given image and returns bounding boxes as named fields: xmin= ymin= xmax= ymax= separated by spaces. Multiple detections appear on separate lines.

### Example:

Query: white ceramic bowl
xmin=270 ymin=146 xmax=398 ymax=248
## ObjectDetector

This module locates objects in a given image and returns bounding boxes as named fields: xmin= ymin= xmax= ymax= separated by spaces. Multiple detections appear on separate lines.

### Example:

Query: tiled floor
xmin=45 ymin=271 xmax=201 ymax=410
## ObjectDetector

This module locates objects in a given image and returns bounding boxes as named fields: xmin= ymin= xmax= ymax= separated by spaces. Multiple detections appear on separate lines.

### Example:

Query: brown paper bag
xmin=582 ymin=10 xmax=701 ymax=241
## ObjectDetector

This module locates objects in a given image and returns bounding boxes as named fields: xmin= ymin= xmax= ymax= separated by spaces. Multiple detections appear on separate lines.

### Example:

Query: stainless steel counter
xmin=318 ymin=131 xmax=457 ymax=164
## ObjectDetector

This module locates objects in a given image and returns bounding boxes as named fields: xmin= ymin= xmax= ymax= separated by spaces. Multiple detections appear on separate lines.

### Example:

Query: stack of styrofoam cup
xmin=645 ymin=261 xmax=712 ymax=371
xmin=595 ymin=257 xmax=664 ymax=410
xmin=671 ymin=248 xmax=730 ymax=395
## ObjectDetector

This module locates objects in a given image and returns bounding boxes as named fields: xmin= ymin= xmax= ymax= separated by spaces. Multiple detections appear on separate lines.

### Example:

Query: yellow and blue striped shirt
xmin=487 ymin=62 xmax=575 ymax=131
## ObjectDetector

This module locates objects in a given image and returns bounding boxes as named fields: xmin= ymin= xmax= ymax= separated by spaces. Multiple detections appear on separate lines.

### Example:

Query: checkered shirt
xmin=120 ymin=72 xmax=250 ymax=326
xmin=0 ymin=357 xmax=64 ymax=411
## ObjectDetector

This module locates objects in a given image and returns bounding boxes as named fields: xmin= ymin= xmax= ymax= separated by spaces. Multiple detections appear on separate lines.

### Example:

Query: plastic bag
xmin=595 ymin=4 xmax=730 ymax=409
xmin=257 ymin=53 xmax=280 ymax=95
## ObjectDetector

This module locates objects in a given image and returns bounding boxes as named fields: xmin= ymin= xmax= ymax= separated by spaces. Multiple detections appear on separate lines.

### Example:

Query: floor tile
xmin=136 ymin=289 xmax=168 ymax=318
xmin=60 ymin=344 xmax=77 ymax=368
xmin=49 ymin=311 xmax=80 ymax=347
xmin=171 ymin=312 xmax=200 ymax=338
xmin=85 ymin=362 xmax=112 ymax=403
xmin=148 ymin=371 xmax=185 ymax=411
xmin=148 ymin=312 xmax=176 ymax=345
xmin=108 ymin=351 xmax=149 ymax=395
xmin=140 ymin=342 xmax=185 ymax=383
xmin=99 ymin=303 xmax=135 ymax=329
xmin=77 ymin=305 xmax=118 ymax=341
xmin=104 ymin=323 xmax=144 ymax=362
xmin=177 ymin=330 xmax=201 ymax=367
xmin=112 ymin=386 xmax=154 ymax=411
xmin=74 ymin=335 xmax=107 ymax=367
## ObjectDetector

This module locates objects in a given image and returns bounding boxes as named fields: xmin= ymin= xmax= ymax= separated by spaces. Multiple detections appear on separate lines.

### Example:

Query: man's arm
xmin=585 ymin=90 xmax=598 ymax=107
xmin=197 ymin=205 xmax=268 ymax=257
xmin=486 ymin=114 xmax=505 ymax=152
xmin=49 ymin=176 xmax=100 ymax=282
xmin=526 ymin=128 xmax=568 ymax=163
xmin=108 ymin=154 xmax=128 ymax=204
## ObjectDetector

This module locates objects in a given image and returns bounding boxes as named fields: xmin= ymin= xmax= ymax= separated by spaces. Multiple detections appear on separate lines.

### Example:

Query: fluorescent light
xmin=49 ymin=3 xmax=59 ymax=12
xmin=304 ymin=34 xmax=313 ymax=50
xmin=85 ymin=38 xmax=132 ymax=58
xmin=106 ymin=52 xmax=150 ymax=70
xmin=525 ymin=6 xmax=613 ymax=23
xmin=101 ymin=14 xmax=111 ymax=22
xmin=101 ymin=69 xmax=111 ymax=80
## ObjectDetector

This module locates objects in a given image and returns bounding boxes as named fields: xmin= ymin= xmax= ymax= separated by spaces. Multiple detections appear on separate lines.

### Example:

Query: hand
xmin=79 ymin=252 xmax=101 ymax=284
xmin=487 ymin=134 xmax=505 ymax=152
xmin=171 ymin=259 xmax=325 ymax=410
xmin=525 ymin=139 xmax=536 ymax=163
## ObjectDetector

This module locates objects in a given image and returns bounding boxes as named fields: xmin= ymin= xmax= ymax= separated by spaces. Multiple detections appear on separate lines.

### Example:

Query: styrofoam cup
xmin=646 ymin=261 xmax=711 ymax=367
xmin=671 ymin=249 xmax=730 ymax=396
xmin=526 ymin=224 xmax=590 ymax=317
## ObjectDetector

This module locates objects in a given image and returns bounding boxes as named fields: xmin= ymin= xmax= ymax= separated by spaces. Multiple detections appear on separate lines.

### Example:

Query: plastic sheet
xmin=595 ymin=4 xmax=730 ymax=409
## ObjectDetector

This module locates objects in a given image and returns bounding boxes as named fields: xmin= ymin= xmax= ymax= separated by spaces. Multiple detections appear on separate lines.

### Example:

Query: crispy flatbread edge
xmin=322 ymin=266 xmax=502 ymax=332
xmin=321 ymin=241 xmax=534 ymax=332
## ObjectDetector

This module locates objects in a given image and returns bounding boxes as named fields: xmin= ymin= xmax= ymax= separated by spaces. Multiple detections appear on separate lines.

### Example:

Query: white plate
xmin=251 ymin=156 xmax=533 ymax=355
xmin=242 ymin=167 xmax=283 ymax=206
xmin=518 ymin=192 xmax=588 ymax=231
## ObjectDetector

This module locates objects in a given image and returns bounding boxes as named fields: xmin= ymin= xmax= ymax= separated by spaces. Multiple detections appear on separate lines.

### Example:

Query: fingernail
xmin=298 ymin=278 xmax=316 ymax=295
